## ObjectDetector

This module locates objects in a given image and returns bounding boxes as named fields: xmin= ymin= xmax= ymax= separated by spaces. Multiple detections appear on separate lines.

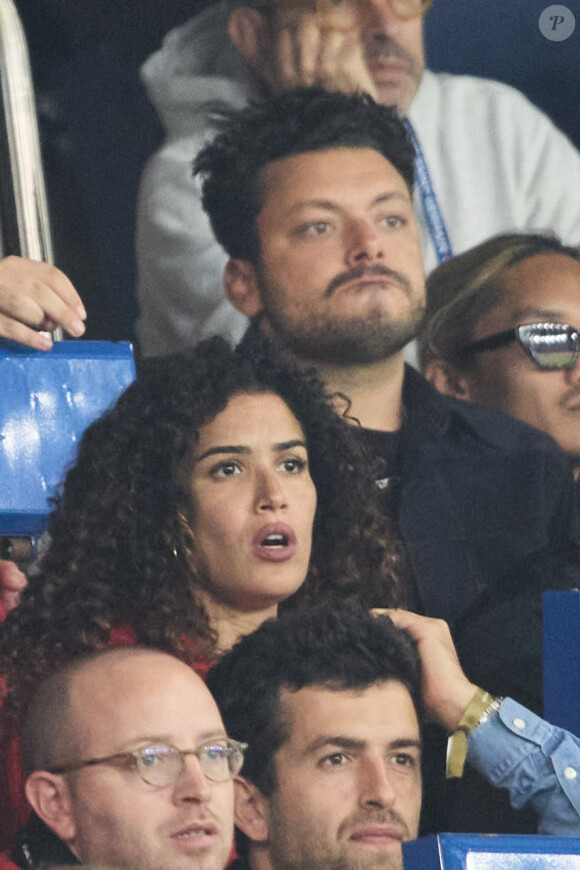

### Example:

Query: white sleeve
xmin=135 ymin=134 xmax=247 ymax=358
xmin=508 ymin=88 xmax=580 ymax=244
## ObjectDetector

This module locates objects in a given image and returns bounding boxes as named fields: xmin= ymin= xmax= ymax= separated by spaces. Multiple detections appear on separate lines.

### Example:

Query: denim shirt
xmin=468 ymin=698 xmax=580 ymax=835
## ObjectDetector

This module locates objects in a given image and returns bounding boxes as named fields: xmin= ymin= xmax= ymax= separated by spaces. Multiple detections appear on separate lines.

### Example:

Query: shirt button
xmin=513 ymin=718 xmax=526 ymax=730
xmin=564 ymin=767 xmax=577 ymax=780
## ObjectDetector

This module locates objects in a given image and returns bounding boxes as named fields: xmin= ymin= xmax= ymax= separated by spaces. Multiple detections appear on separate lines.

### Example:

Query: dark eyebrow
xmin=373 ymin=192 xmax=412 ymax=206
xmin=287 ymin=192 xmax=410 ymax=216
xmin=305 ymin=736 xmax=366 ymax=756
xmin=196 ymin=440 xmax=307 ymax=463
xmin=512 ymin=306 xmax=567 ymax=322
xmin=390 ymin=738 xmax=422 ymax=752
xmin=304 ymin=735 xmax=422 ymax=757
xmin=196 ymin=445 xmax=250 ymax=462
xmin=274 ymin=439 xmax=308 ymax=452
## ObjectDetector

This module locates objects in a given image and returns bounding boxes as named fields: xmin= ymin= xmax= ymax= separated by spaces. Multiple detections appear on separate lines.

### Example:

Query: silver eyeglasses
xmin=48 ymin=738 xmax=248 ymax=788
xmin=316 ymin=0 xmax=434 ymax=26
xmin=461 ymin=322 xmax=580 ymax=371
xmin=261 ymin=0 xmax=434 ymax=32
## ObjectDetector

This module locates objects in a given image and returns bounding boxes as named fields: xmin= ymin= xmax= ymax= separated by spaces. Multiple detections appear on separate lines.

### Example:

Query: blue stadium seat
xmin=403 ymin=833 xmax=580 ymax=868
xmin=544 ymin=589 xmax=580 ymax=737
xmin=0 ymin=339 xmax=135 ymax=535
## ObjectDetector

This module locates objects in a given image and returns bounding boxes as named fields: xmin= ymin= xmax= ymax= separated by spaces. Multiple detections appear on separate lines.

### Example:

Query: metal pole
xmin=0 ymin=0 xmax=61 ymax=339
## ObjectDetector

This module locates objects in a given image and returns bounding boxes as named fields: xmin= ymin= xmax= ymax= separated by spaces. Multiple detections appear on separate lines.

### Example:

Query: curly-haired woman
xmin=0 ymin=335 xmax=403 ymax=847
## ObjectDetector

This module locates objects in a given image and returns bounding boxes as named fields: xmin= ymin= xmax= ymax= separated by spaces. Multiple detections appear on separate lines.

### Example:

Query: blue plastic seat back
xmin=403 ymin=834 xmax=580 ymax=868
xmin=544 ymin=589 xmax=580 ymax=737
xmin=0 ymin=339 xmax=135 ymax=535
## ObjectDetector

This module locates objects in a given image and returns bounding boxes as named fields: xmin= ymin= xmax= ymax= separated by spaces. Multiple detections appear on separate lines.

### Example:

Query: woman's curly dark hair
xmin=0 ymin=337 xmax=404 ymax=714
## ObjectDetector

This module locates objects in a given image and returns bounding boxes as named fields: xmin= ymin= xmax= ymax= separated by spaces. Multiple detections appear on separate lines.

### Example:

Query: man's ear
xmin=25 ymin=772 xmax=76 ymax=844
xmin=234 ymin=776 xmax=270 ymax=844
xmin=424 ymin=360 xmax=474 ymax=401
xmin=228 ymin=7 xmax=268 ymax=72
xmin=224 ymin=259 xmax=263 ymax=317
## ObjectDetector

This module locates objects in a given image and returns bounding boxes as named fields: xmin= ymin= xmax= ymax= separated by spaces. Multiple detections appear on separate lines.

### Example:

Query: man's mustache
xmin=325 ymin=263 xmax=411 ymax=297
xmin=339 ymin=807 xmax=412 ymax=842
xmin=364 ymin=35 xmax=415 ymax=66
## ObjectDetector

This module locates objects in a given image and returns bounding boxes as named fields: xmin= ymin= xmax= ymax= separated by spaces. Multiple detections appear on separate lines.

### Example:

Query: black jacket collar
xmin=12 ymin=814 xmax=79 ymax=869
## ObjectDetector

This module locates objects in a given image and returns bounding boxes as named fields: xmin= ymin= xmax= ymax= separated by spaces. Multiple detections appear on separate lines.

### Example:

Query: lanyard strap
xmin=403 ymin=118 xmax=454 ymax=264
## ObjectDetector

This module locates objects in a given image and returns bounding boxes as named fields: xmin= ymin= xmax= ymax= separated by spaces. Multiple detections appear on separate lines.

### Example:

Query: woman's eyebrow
xmin=274 ymin=439 xmax=308 ymax=452
xmin=196 ymin=445 xmax=250 ymax=461
xmin=196 ymin=439 xmax=307 ymax=463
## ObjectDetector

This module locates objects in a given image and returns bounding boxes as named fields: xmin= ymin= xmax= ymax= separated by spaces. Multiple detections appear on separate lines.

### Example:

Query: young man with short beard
xmin=136 ymin=0 xmax=580 ymax=357
xmin=207 ymin=607 xmax=580 ymax=870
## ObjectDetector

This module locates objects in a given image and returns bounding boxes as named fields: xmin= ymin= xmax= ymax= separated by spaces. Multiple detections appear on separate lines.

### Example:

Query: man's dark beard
xmin=256 ymin=266 xmax=425 ymax=366
xmin=267 ymin=805 xmax=408 ymax=870
xmin=270 ymin=310 xmax=424 ymax=365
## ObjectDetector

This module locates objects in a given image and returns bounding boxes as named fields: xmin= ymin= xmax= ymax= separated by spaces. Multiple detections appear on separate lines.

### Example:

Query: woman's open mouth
xmin=252 ymin=522 xmax=297 ymax=562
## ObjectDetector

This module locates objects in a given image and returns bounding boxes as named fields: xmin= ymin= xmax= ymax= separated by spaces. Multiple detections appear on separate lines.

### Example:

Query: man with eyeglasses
xmin=2 ymin=647 xmax=242 ymax=870
xmin=135 ymin=0 xmax=580 ymax=358
xmin=420 ymin=233 xmax=580 ymax=477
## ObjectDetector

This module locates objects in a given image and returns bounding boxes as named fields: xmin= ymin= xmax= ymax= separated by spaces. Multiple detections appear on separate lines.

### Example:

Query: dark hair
xmin=419 ymin=232 xmax=580 ymax=370
xmin=0 ymin=337 xmax=403 ymax=715
xmin=207 ymin=605 xmax=422 ymax=797
xmin=194 ymin=86 xmax=415 ymax=264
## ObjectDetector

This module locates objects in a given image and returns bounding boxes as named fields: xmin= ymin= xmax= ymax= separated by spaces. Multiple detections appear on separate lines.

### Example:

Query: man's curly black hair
xmin=0 ymin=337 xmax=404 ymax=715
xmin=194 ymin=86 xmax=415 ymax=264
xmin=207 ymin=604 xmax=422 ymax=855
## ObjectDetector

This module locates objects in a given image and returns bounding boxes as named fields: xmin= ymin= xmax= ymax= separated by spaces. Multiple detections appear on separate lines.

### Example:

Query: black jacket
xmin=238 ymin=332 xmax=580 ymax=832
xmin=397 ymin=365 xmax=579 ymax=709
xmin=11 ymin=814 xmax=78 ymax=868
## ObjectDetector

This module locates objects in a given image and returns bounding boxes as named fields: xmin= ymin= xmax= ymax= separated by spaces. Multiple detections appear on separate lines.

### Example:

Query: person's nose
xmin=358 ymin=756 xmax=397 ymax=809
xmin=253 ymin=467 xmax=288 ymax=513
xmin=172 ymin=755 xmax=212 ymax=805
xmin=345 ymin=219 xmax=384 ymax=267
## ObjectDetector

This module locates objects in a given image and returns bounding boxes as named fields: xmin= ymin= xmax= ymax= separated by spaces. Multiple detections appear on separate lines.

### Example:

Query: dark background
xmin=12 ymin=0 xmax=580 ymax=344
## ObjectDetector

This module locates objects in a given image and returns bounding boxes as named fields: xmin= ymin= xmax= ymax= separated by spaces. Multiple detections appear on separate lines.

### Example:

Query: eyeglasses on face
xmin=461 ymin=322 xmax=580 ymax=371
xmin=261 ymin=0 xmax=433 ymax=30
xmin=316 ymin=0 xmax=434 ymax=27
xmin=48 ymin=738 xmax=248 ymax=788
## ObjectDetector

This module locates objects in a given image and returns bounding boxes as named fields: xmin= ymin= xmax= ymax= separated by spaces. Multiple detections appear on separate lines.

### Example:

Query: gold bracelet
xmin=446 ymin=687 xmax=494 ymax=779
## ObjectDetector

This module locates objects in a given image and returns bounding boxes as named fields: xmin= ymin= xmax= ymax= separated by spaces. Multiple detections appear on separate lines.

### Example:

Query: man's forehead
xmin=70 ymin=647 xmax=187 ymax=686
xmin=493 ymin=253 xmax=580 ymax=322
xmin=257 ymin=146 xmax=411 ymax=211
xmin=279 ymin=680 xmax=419 ymax=748
xmin=68 ymin=649 xmax=217 ymax=737
xmin=502 ymin=252 xmax=580 ymax=287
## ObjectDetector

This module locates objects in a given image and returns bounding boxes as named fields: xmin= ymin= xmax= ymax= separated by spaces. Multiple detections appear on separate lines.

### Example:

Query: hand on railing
xmin=0 ymin=256 xmax=86 ymax=349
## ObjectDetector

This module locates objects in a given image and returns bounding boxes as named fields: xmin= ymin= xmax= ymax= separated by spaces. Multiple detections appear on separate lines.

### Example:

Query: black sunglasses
xmin=461 ymin=322 xmax=580 ymax=371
